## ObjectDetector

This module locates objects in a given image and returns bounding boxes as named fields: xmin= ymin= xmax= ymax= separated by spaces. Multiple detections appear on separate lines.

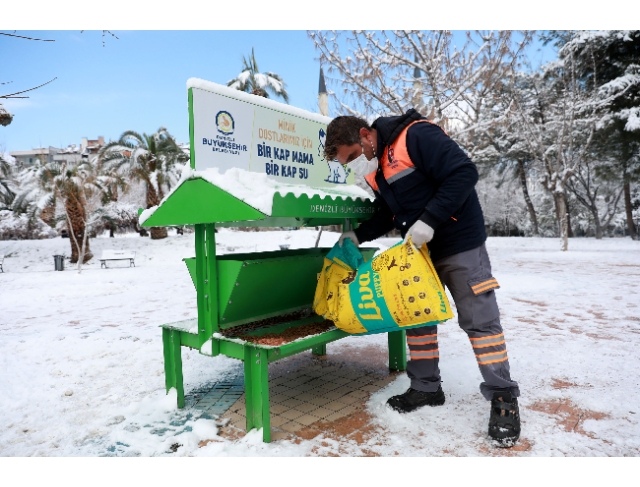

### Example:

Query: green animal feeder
xmin=140 ymin=79 xmax=408 ymax=442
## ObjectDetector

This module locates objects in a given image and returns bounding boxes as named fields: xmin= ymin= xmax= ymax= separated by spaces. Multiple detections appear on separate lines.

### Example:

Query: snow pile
xmin=140 ymin=163 xmax=372 ymax=224
xmin=104 ymin=389 xmax=221 ymax=457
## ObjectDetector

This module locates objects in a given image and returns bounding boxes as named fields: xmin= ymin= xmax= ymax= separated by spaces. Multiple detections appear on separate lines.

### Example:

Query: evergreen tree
xmin=562 ymin=31 xmax=640 ymax=239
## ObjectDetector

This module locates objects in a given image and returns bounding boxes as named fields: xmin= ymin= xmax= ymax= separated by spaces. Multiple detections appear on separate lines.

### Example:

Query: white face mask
xmin=347 ymin=142 xmax=378 ymax=177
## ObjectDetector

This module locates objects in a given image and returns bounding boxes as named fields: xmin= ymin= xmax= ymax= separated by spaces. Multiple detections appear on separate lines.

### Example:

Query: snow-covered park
xmin=1 ymin=229 xmax=639 ymax=457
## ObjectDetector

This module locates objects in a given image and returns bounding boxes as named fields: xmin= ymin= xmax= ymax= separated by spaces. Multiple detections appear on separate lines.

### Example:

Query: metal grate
xmin=191 ymin=375 xmax=245 ymax=418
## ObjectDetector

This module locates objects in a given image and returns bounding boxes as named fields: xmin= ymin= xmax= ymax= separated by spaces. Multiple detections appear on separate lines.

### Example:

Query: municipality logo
xmin=216 ymin=111 xmax=234 ymax=135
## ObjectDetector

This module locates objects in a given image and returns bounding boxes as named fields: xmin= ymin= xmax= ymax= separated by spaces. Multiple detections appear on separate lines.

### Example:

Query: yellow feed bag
xmin=313 ymin=238 xmax=453 ymax=335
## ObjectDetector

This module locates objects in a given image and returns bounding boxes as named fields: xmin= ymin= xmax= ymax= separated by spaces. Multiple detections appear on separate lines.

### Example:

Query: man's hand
xmin=338 ymin=231 xmax=359 ymax=247
xmin=404 ymin=220 xmax=434 ymax=248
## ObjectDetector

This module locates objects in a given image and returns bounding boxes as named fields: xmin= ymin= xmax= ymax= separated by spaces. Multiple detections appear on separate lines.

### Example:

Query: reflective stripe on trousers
xmin=405 ymin=244 xmax=520 ymax=400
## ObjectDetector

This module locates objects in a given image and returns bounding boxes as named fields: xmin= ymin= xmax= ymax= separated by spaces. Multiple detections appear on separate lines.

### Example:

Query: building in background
xmin=53 ymin=144 xmax=83 ymax=164
xmin=9 ymin=147 xmax=58 ymax=166
xmin=10 ymin=136 xmax=105 ymax=166
xmin=80 ymin=136 xmax=105 ymax=159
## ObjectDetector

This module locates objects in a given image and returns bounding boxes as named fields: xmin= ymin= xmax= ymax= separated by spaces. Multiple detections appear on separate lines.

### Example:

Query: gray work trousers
xmin=405 ymin=244 xmax=520 ymax=400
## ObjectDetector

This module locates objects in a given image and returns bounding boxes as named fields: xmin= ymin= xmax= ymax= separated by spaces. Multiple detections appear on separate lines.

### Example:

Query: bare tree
xmin=473 ymin=88 xmax=542 ymax=236
xmin=308 ymin=30 xmax=532 ymax=148
xmin=0 ymin=32 xmax=54 ymax=42
xmin=505 ymin=50 xmax=602 ymax=251
xmin=1 ymin=30 xmax=118 ymax=127
xmin=0 ymin=32 xmax=58 ymax=127
xmin=506 ymin=30 xmax=640 ymax=249
xmin=567 ymin=157 xmax=623 ymax=238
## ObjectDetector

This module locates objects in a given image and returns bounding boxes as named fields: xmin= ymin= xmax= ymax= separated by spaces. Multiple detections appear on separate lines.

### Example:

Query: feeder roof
xmin=139 ymin=165 xmax=375 ymax=228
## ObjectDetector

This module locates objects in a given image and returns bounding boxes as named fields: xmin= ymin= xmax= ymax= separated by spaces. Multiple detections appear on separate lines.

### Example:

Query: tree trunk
xmin=553 ymin=191 xmax=569 ymax=251
xmin=594 ymin=212 xmax=603 ymax=240
xmin=552 ymin=191 xmax=561 ymax=236
xmin=563 ymin=190 xmax=574 ymax=238
xmin=66 ymin=194 xmax=92 ymax=263
xmin=517 ymin=160 xmax=539 ymax=235
xmin=251 ymin=88 xmax=268 ymax=98
xmin=584 ymin=196 xmax=603 ymax=239
xmin=146 ymin=182 xmax=167 ymax=240
xmin=623 ymin=180 xmax=637 ymax=240
xmin=39 ymin=203 xmax=56 ymax=227
xmin=150 ymin=226 xmax=167 ymax=239
xmin=568 ymin=177 xmax=606 ymax=239
xmin=594 ymin=222 xmax=603 ymax=239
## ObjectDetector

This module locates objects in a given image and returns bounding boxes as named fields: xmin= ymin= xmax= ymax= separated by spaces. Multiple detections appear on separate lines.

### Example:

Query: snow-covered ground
xmin=1 ymin=230 xmax=639 ymax=457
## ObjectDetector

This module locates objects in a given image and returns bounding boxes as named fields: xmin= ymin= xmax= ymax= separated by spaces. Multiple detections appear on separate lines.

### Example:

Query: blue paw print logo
xmin=318 ymin=128 xmax=349 ymax=184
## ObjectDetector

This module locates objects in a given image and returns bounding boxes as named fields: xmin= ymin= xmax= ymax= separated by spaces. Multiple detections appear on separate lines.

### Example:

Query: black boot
xmin=386 ymin=385 xmax=445 ymax=413
xmin=488 ymin=391 xmax=521 ymax=447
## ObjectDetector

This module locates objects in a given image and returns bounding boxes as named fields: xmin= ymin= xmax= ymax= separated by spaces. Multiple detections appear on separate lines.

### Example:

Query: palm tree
xmin=18 ymin=158 xmax=97 ymax=263
xmin=227 ymin=48 xmax=289 ymax=102
xmin=94 ymin=156 xmax=131 ymax=237
xmin=0 ymin=153 xmax=16 ymax=210
xmin=98 ymin=127 xmax=187 ymax=239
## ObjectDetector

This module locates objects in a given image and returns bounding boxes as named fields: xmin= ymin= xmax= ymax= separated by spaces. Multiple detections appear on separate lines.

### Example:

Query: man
xmin=324 ymin=109 xmax=521 ymax=447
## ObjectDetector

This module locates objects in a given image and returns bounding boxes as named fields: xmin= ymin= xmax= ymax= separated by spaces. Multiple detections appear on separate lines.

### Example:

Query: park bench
xmin=138 ymin=79 xmax=409 ymax=443
xmin=99 ymin=250 xmax=136 ymax=268
xmin=0 ymin=254 xmax=4 ymax=273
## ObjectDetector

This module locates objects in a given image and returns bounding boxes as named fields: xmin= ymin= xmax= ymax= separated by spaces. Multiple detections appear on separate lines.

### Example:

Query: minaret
xmin=318 ymin=67 xmax=329 ymax=117
xmin=412 ymin=54 xmax=421 ymax=110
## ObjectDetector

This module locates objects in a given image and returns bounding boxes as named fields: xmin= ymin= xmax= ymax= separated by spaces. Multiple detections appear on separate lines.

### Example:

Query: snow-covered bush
xmin=0 ymin=210 xmax=56 ymax=240
xmin=93 ymin=201 xmax=142 ymax=235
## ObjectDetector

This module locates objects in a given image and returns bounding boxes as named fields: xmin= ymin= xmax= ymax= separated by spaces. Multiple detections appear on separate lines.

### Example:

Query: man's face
xmin=335 ymin=128 xmax=376 ymax=165
xmin=335 ymin=142 xmax=362 ymax=166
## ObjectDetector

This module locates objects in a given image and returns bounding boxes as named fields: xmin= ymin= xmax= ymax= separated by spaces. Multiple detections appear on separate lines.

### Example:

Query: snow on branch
xmin=308 ymin=30 xmax=533 ymax=139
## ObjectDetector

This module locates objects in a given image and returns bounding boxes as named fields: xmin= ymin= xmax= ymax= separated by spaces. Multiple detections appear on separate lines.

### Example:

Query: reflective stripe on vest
xmin=364 ymin=119 xmax=441 ymax=192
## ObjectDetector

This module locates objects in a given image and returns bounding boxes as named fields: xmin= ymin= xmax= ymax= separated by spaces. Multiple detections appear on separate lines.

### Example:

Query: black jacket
xmin=354 ymin=109 xmax=487 ymax=262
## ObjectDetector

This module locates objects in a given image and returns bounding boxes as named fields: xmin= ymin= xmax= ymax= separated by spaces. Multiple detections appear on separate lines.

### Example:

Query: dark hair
xmin=324 ymin=116 xmax=371 ymax=160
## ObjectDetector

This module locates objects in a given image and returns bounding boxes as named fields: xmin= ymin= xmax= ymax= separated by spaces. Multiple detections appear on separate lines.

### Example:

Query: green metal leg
xmin=163 ymin=328 xmax=185 ymax=408
xmin=243 ymin=346 xmax=271 ymax=442
xmin=388 ymin=330 xmax=407 ymax=372
xmin=311 ymin=344 xmax=327 ymax=356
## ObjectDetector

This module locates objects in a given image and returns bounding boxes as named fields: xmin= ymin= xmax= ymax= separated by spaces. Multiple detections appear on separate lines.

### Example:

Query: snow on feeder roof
xmin=140 ymin=164 xmax=374 ymax=227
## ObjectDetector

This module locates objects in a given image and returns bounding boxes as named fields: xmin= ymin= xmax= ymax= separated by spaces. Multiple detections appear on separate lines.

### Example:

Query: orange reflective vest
xmin=364 ymin=120 xmax=444 ymax=192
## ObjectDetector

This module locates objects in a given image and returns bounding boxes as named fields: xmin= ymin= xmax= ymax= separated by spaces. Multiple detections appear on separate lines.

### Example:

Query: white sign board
xmin=188 ymin=78 xmax=356 ymax=188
